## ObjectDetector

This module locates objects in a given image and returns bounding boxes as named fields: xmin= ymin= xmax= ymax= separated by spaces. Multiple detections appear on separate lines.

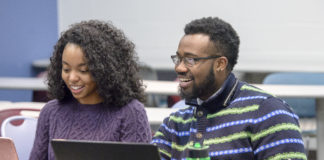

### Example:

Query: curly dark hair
xmin=47 ymin=20 xmax=145 ymax=107
xmin=184 ymin=17 xmax=240 ymax=71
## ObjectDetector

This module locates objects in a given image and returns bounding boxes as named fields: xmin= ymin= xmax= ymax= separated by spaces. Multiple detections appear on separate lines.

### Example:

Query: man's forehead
xmin=178 ymin=34 xmax=216 ymax=56
xmin=182 ymin=33 xmax=210 ymax=41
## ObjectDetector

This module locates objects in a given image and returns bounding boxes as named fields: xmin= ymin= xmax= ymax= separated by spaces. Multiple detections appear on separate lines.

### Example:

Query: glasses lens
xmin=184 ymin=57 xmax=195 ymax=67
xmin=171 ymin=55 xmax=179 ymax=65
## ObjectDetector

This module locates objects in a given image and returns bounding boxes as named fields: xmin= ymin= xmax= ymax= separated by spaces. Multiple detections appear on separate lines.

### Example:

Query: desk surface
xmin=0 ymin=77 xmax=47 ymax=90
xmin=2 ymin=77 xmax=324 ymax=98
xmin=33 ymin=59 xmax=324 ymax=73
xmin=0 ymin=101 xmax=176 ymax=125
xmin=32 ymin=59 xmax=50 ymax=69
xmin=145 ymin=80 xmax=324 ymax=98
xmin=235 ymin=63 xmax=324 ymax=73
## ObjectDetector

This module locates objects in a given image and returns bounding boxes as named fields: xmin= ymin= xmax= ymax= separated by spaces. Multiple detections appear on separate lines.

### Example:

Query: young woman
xmin=30 ymin=20 xmax=152 ymax=160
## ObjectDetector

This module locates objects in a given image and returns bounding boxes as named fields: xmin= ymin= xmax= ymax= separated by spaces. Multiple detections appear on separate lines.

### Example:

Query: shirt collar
xmin=186 ymin=73 xmax=238 ymax=112
xmin=197 ymin=86 xmax=222 ymax=105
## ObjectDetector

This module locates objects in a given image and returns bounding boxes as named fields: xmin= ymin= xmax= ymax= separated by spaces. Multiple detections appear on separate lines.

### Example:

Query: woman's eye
xmin=80 ymin=70 xmax=89 ymax=73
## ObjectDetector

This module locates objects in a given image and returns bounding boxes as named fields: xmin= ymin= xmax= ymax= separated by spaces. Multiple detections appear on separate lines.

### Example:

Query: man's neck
xmin=197 ymin=88 xmax=221 ymax=105
xmin=196 ymin=71 xmax=231 ymax=105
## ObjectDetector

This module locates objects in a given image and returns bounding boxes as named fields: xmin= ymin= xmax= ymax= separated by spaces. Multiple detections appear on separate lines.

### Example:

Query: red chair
xmin=0 ymin=108 xmax=40 ymax=160
xmin=0 ymin=108 xmax=40 ymax=136
xmin=1 ymin=115 xmax=38 ymax=160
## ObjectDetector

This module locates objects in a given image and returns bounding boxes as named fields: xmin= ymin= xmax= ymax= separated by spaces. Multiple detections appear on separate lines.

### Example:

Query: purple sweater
xmin=29 ymin=98 xmax=152 ymax=160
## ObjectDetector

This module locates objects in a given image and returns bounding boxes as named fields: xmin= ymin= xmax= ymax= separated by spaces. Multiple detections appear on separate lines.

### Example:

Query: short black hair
xmin=47 ymin=20 xmax=145 ymax=107
xmin=184 ymin=17 xmax=240 ymax=71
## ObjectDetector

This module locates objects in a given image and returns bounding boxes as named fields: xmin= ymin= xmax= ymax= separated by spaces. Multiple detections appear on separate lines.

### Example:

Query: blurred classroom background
xmin=1 ymin=1 xmax=324 ymax=159
xmin=1 ymin=0 xmax=324 ymax=103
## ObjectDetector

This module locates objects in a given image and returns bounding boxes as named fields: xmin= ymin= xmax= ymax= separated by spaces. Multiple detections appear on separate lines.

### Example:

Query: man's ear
xmin=215 ymin=56 xmax=228 ymax=72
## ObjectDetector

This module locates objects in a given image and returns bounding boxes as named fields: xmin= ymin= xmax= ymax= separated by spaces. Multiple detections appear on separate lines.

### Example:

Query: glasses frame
xmin=171 ymin=55 xmax=222 ymax=67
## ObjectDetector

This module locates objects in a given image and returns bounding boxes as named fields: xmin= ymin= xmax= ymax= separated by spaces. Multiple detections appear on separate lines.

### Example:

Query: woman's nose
xmin=68 ymin=71 xmax=80 ymax=82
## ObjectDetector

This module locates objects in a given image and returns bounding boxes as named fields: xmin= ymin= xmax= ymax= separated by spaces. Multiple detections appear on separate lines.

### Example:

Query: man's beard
xmin=180 ymin=67 xmax=216 ymax=100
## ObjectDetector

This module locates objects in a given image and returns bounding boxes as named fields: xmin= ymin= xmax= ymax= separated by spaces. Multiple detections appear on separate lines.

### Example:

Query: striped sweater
xmin=152 ymin=73 xmax=306 ymax=160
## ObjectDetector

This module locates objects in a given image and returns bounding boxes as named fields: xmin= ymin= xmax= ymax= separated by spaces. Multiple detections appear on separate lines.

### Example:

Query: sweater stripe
xmin=251 ymin=123 xmax=301 ymax=142
xmin=240 ymin=84 xmax=274 ymax=96
xmin=154 ymin=138 xmax=306 ymax=159
xmin=265 ymin=152 xmax=307 ymax=160
xmin=156 ymin=122 xmax=302 ymax=154
xmin=231 ymin=96 xmax=267 ymax=104
xmin=169 ymin=95 xmax=277 ymax=124
xmin=254 ymin=138 xmax=304 ymax=154
xmin=176 ymin=108 xmax=194 ymax=115
xmin=172 ymin=142 xmax=194 ymax=151
xmin=209 ymin=147 xmax=253 ymax=157
xmin=156 ymin=124 xmax=302 ymax=153
xmin=152 ymin=139 xmax=172 ymax=147
xmin=207 ymin=104 xmax=259 ymax=119
xmin=154 ymin=131 xmax=164 ymax=137
xmin=169 ymin=116 xmax=196 ymax=124
xmin=207 ymin=110 xmax=298 ymax=132
xmin=161 ymin=109 xmax=299 ymax=137
xmin=158 ymin=148 xmax=171 ymax=158
xmin=160 ymin=123 xmax=193 ymax=136
xmin=169 ymin=104 xmax=259 ymax=124
xmin=203 ymin=131 xmax=250 ymax=146
xmin=170 ymin=109 xmax=298 ymax=129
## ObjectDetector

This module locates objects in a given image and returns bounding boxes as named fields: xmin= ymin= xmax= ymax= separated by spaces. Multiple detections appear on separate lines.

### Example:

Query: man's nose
xmin=175 ymin=60 xmax=188 ymax=73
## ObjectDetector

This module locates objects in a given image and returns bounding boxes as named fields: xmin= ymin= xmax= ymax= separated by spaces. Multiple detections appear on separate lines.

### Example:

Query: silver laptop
xmin=51 ymin=139 xmax=161 ymax=160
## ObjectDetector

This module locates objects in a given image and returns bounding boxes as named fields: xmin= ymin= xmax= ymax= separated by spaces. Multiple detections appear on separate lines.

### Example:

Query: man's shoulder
xmin=236 ymin=82 xmax=275 ymax=98
xmin=234 ymin=82 xmax=295 ymax=113
xmin=232 ymin=82 xmax=292 ymax=110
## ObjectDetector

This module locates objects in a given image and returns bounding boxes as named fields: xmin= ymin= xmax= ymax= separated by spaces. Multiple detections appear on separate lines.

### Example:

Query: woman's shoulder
xmin=42 ymin=99 xmax=60 ymax=111
xmin=119 ymin=99 xmax=145 ymax=113
xmin=123 ymin=99 xmax=144 ymax=108
xmin=41 ymin=99 xmax=71 ymax=114
xmin=37 ymin=99 xmax=61 ymax=121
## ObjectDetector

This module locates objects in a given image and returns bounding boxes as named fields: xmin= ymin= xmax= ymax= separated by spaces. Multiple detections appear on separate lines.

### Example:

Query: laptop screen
xmin=51 ymin=139 xmax=161 ymax=160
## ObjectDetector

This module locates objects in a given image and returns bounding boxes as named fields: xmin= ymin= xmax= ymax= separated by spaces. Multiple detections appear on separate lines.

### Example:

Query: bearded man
xmin=152 ymin=17 xmax=306 ymax=160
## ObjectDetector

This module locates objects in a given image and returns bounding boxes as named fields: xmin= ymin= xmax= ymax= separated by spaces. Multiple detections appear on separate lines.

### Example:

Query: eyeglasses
xmin=171 ymin=55 xmax=222 ymax=67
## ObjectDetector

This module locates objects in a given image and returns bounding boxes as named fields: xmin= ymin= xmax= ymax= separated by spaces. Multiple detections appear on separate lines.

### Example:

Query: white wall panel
xmin=58 ymin=0 xmax=324 ymax=72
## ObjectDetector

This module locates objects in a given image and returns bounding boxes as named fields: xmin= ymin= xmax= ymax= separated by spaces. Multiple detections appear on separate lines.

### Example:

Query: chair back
xmin=0 ymin=108 xmax=40 ymax=136
xmin=1 ymin=115 xmax=38 ymax=160
xmin=263 ymin=72 xmax=324 ymax=117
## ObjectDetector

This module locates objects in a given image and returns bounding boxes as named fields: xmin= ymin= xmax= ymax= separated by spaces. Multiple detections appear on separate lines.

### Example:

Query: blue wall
xmin=0 ymin=0 xmax=58 ymax=101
